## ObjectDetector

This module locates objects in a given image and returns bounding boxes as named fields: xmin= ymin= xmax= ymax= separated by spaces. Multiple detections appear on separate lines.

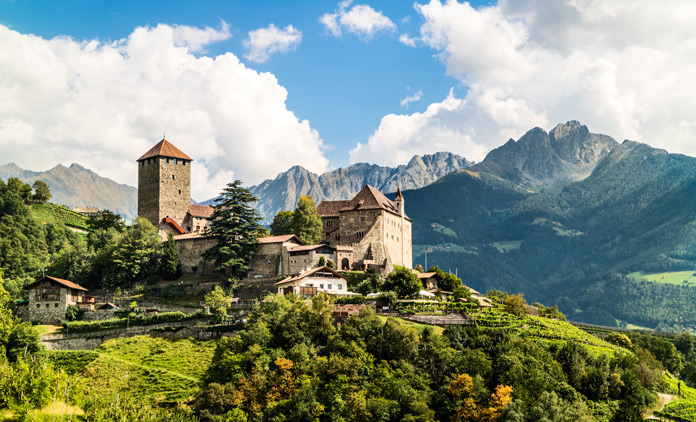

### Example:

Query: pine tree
xmin=203 ymin=180 xmax=262 ymax=277
xmin=291 ymin=196 xmax=322 ymax=244
xmin=161 ymin=232 xmax=182 ymax=280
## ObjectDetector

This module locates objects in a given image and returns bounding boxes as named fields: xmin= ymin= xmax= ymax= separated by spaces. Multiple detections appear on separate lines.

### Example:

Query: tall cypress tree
xmin=203 ymin=180 xmax=262 ymax=277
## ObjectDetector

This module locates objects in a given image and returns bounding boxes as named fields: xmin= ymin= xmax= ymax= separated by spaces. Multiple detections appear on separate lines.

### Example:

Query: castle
xmin=137 ymin=138 xmax=412 ymax=277
xmin=137 ymin=138 xmax=214 ymax=238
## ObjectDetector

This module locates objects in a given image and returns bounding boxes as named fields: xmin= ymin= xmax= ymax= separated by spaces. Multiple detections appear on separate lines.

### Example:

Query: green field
xmin=627 ymin=270 xmax=696 ymax=286
xmin=492 ymin=240 xmax=522 ymax=252
xmin=30 ymin=203 xmax=89 ymax=230
xmin=50 ymin=336 xmax=216 ymax=404
xmin=413 ymin=243 xmax=478 ymax=257
xmin=430 ymin=222 xmax=458 ymax=238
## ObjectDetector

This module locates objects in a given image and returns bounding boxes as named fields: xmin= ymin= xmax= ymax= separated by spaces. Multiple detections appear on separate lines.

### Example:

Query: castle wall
xmin=287 ymin=251 xmax=337 ymax=274
xmin=176 ymin=237 xmax=218 ymax=274
xmin=383 ymin=213 xmax=412 ymax=269
xmin=249 ymin=242 xmax=285 ymax=277
xmin=321 ymin=217 xmax=340 ymax=246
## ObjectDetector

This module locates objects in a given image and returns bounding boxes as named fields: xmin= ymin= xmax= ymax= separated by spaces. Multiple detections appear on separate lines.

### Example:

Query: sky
xmin=1 ymin=0 xmax=695 ymax=201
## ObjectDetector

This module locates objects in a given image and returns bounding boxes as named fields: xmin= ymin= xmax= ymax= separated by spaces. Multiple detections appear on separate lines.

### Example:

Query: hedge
xmin=62 ymin=311 xmax=206 ymax=333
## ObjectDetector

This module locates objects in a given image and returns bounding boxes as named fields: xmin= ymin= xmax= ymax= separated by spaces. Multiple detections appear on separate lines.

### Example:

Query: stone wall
xmin=176 ymin=236 xmax=218 ymax=274
xmin=82 ymin=310 xmax=118 ymax=321
xmin=249 ymin=242 xmax=284 ymax=277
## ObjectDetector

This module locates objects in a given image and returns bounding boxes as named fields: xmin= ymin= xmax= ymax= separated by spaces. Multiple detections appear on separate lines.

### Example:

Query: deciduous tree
xmin=291 ymin=196 xmax=322 ymax=245
xmin=270 ymin=210 xmax=294 ymax=236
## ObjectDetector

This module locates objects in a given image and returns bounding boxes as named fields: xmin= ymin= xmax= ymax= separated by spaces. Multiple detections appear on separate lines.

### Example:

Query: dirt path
xmin=646 ymin=393 xmax=676 ymax=419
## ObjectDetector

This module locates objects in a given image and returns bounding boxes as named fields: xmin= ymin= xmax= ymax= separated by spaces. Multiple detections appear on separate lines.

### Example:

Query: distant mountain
xmin=0 ymin=163 xmax=137 ymax=219
xmin=404 ymin=127 xmax=696 ymax=331
xmin=469 ymin=121 xmax=618 ymax=186
xmin=202 ymin=152 xmax=473 ymax=223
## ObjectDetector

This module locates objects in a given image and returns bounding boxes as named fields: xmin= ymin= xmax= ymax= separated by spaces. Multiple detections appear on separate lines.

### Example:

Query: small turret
xmin=394 ymin=188 xmax=404 ymax=217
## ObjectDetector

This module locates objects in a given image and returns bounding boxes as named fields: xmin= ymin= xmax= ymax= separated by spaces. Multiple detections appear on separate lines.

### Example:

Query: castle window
xmin=166 ymin=158 xmax=169 ymax=163
xmin=182 ymin=161 xmax=186 ymax=166
xmin=55 ymin=303 xmax=59 ymax=307
xmin=172 ymin=175 xmax=175 ymax=180
xmin=46 ymin=304 xmax=49 ymax=308
xmin=174 ymin=158 xmax=177 ymax=164
xmin=360 ymin=217 xmax=365 ymax=223
xmin=327 ymin=221 xmax=333 ymax=227
xmin=179 ymin=189 xmax=182 ymax=194
xmin=37 ymin=304 xmax=40 ymax=308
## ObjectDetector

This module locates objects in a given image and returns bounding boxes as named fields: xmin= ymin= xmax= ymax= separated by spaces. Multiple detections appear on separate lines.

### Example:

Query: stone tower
xmin=137 ymin=138 xmax=192 ymax=236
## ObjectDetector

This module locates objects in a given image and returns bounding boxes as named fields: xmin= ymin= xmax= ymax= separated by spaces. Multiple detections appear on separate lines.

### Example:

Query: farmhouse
xmin=275 ymin=266 xmax=358 ymax=297
xmin=20 ymin=276 xmax=95 ymax=324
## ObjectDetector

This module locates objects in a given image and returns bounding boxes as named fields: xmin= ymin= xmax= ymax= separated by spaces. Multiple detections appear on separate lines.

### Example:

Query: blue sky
xmin=0 ymin=0 xmax=694 ymax=200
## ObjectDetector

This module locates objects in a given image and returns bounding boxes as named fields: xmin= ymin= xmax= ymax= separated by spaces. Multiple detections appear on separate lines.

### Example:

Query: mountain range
xmin=241 ymin=152 xmax=473 ymax=223
xmin=0 ymin=162 xmax=138 ymax=220
xmin=404 ymin=121 xmax=696 ymax=331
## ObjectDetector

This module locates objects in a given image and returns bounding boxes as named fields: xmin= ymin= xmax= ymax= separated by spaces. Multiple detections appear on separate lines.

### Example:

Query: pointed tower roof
xmin=394 ymin=188 xmax=403 ymax=200
xmin=137 ymin=138 xmax=193 ymax=162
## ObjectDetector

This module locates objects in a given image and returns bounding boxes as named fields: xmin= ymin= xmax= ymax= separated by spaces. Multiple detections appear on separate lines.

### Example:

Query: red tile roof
xmin=189 ymin=204 xmax=214 ymax=218
xmin=316 ymin=200 xmax=352 ymax=217
xmin=27 ymin=276 xmax=89 ymax=292
xmin=289 ymin=244 xmax=336 ymax=252
xmin=163 ymin=217 xmax=186 ymax=234
xmin=137 ymin=139 xmax=193 ymax=161
xmin=317 ymin=185 xmax=409 ymax=219
xmin=275 ymin=266 xmax=347 ymax=285
xmin=258 ymin=234 xmax=303 ymax=244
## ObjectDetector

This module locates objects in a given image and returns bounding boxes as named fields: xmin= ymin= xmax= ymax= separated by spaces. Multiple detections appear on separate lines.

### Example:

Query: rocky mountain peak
xmin=469 ymin=121 xmax=618 ymax=186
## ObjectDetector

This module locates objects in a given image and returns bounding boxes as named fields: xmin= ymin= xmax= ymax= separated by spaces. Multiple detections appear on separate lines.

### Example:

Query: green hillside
xmin=30 ymin=203 xmax=89 ymax=230
xmin=406 ymin=141 xmax=696 ymax=331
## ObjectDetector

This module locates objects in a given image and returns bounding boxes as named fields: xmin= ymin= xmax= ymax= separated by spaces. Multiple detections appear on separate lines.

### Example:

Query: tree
xmin=428 ymin=265 xmax=463 ymax=292
xmin=31 ymin=180 xmax=51 ymax=204
xmin=160 ymin=233 xmax=182 ymax=280
xmin=291 ymin=196 xmax=322 ymax=244
xmin=204 ymin=180 xmax=262 ymax=277
xmin=382 ymin=266 xmax=421 ymax=297
xmin=270 ymin=210 xmax=294 ymax=236
xmin=112 ymin=217 xmax=161 ymax=285
xmin=503 ymin=294 xmax=528 ymax=316
xmin=87 ymin=210 xmax=125 ymax=232
xmin=205 ymin=286 xmax=230 ymax=316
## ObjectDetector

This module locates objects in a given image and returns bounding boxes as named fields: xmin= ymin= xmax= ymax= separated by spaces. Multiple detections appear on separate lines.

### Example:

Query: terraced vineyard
xmin=655 ymin=373 xmax=696 ymax=421
xmin=469 ymin=307 xmax=630 ymax=356
xmin=31 ymin=203 xmax=89 ymax=230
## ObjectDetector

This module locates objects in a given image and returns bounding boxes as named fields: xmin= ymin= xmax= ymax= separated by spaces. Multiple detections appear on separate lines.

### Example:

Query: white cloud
xmin=400 ymin=90 xmax=423 ymax=107
xmin=320 ymin=0 xmax=396 ymax=39
xmin=0 ymin=23 xmax=328 ymax=201
xmin=244 ymin=24 xmax=302 ymax=63
xmin=350 ymin=90 xmax=490 ymax=165
xmin=399 ymin=33 xmax=418 ymax=47
xmin=359 ymin=0 xmax=696 ymax=164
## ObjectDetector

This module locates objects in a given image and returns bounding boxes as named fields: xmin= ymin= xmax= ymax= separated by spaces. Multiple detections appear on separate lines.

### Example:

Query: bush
xmin=146 ymin=274 xmax=160 ymax=285
xmin=335 ymin=295 xmax=365 ymax=305
xmin=65 ymin=304 xmax=84 ymax=322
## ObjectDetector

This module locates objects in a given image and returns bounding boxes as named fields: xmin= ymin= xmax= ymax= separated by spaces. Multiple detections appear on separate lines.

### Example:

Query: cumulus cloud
xmin=399 ymin=33 xmax=418 ymax=47
xmin=399 ymin=90 xmax=423 ymax=108
xmin=0 ymin=23 xmax=328 ymax=201
xmin=358 ymin=0 xmax=696 ymax=165
xmin=351 ymin=90 xmax=491 ymax=165
xmin=244 ymin=24 xmax=302 ymax=63
xmin=320 ymin=0 xmax=396 ymax=39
